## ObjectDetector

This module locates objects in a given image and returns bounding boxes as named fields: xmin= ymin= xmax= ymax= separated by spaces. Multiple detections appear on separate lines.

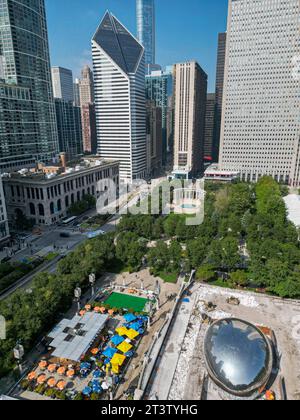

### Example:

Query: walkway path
xmin=145 ymin=289 xmax=196 ymax=400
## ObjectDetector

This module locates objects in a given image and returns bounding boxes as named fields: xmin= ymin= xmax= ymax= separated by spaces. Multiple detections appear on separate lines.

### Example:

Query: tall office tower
xmin=73 ymin=79 xmax=81 ymax=107
xmin=166 ymin=95 xmax=175 ymax=162
xmin=79 ymin=65 xmax=94 ymax=106
xmin=173 ymin=62 xmax=207 ymax=179
xmin=219 ymin=0 xmax=300 ymax=185
xmin=0 ymin=176 xmax=9 ymax=243
xmin=146 ymin=101 xmax=162 ymax=177
xmin=78 ymin=65 xmax=96 ymax=154
xmin=204 ymin=93 xmax=216 ymax=162
xmin=136 ymin=0 xmax=155 ymax=68
xmin=81 ymin=103 xmax=97 ymax=154
xmin=214 ymin=33 xmax=226 ymax=162
xmin=55 ymin=99 xmax=83 ymax=161
xmin=0 ymin=0 xmax=58 ymax=171
xmin=145 ymin=67 xmax=173 ymax=164
xmin=51 ymin=67 xmax=74 ymax=102
xmin=92 ymin=11 xmax=147 ymax=182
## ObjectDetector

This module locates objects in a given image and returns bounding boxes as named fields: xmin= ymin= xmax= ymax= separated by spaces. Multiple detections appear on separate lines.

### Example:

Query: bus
xmin=61 ymin=216 xmax=77 ymax=226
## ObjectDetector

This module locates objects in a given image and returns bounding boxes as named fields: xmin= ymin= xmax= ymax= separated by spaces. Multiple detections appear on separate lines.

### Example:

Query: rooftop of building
xmin=93 ymin=11 xmax=144 ymax=75
xmin=1 ymin=156 xmax=119 ymax=184
xmin=204 ymin=164 xmax=240 ymax=176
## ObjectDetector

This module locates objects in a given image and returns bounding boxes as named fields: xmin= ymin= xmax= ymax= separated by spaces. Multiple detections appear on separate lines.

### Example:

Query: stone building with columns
xmin=3 ymin=157 xmax=119 ymax=227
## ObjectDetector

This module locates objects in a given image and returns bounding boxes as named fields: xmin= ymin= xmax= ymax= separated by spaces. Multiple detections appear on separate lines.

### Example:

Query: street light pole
xmin=89 ymin=273 xmax=96 ymax=298
xmin=13 ymin=342 xmax=24 ymax=375
xmin=122 ymin=273 xmax=126 ymax=288
xmin=74 ymin=286 xmax=82 ymax=315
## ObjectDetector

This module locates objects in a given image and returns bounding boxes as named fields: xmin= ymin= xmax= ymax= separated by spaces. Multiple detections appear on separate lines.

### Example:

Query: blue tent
xmin=124 ymin=313 xmax=137 ymax=323
xmin=80 ymin=362 xmax=91 ymax=370
xmin=111 ymin=335 xmax=125 ymax=346
xmin=102 ymin=347 xmax=117 ymax=359
xmin=130 ymin=322 xmax=141 ymax=331
xmin=91 ymin=379 xmax=100 ymax=386
xmin=82 ymin=386 xmax=92 ymax=396
xmin=92 ymin=382 xmax=102 ymax=393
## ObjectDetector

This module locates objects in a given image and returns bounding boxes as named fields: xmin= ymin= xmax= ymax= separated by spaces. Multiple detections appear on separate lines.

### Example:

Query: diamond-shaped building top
xmin=93 ymin=11 xmax=144 ymax=74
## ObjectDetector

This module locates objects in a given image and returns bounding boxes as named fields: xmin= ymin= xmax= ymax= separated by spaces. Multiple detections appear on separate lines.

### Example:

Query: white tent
xmin=48 ymin=312 xmax=108 ymax=362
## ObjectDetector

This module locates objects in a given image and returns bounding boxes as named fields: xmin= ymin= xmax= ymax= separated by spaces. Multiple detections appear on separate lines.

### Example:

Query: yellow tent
xmin=117 ymin=342 xmax=133 ymax=354
xmin=111 ymin=353 xmax=126 ymax=367
xmin=116 ymin=327 xmax=129 ymax=336
xmin=125 ymin=329 xmax=140 ymax=340
xmin=111 ymin=365 xmax=120 ymax=374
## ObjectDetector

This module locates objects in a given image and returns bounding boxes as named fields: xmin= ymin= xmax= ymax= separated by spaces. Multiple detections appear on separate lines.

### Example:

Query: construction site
xmin=143 ymin=283 xmax=300 ymax=401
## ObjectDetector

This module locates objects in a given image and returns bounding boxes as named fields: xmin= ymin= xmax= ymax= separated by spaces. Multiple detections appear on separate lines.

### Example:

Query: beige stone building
xmin=3 ymin=157 xmax=119 ymax=226
xmin=172 ymin=62 xmax=207 ymax=179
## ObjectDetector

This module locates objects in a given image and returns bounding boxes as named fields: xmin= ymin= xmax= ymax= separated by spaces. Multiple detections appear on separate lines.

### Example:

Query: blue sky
xmin=46 ymin=0 xmax=228 ymax=91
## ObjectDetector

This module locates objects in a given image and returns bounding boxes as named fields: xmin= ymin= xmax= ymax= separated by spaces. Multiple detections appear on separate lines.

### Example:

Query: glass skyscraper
xmin=0 ymin=0 xmax=58 ymax=171
xmin=136 ymin=0 xmax=155 ymax=67
xmin=55 ymin=99 xmax=83 ymax=161
xmin=145 ymin=68 xmax=173 ymax=163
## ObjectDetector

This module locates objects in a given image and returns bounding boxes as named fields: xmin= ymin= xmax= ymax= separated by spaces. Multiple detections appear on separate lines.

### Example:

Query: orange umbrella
xmin=48 ymin=364 xmax=57 ymax=373
xmin=66 ymin=369 xmax=75 ymax=378
xmin=91 ymin=348 xmax=99 ymax=355
xmin=47 ymin=378 xmax=56 ymax=388
xmin=57 ymin=366 xmax=66 ymax=375
xmin=27 ymin=372 xmax=36 ymax=381
xmin=37 ymin=374 xmax=47 ymax=384
xmin=57 ymin=380 xmax=67 ymax=391
xmin=39 ymin=360 xmax=47 ymax=370
xmin=266 ymin=390 xmax=276 ymax=401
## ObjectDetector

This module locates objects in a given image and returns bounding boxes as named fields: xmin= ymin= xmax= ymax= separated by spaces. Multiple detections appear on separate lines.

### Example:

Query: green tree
xmin=229 ymin=270 xmax=249 ymax=287
xmin=116 ymin=232 xmax=146 ymax=272
xmin=196 ymin=265 xmax=215 ymax=282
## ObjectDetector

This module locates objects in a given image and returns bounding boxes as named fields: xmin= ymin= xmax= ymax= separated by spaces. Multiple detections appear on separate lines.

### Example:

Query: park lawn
xmin=158 ymin=271 xmax=178 ymax=284
xmin=105 ymin=292 xmax=148 ymax=312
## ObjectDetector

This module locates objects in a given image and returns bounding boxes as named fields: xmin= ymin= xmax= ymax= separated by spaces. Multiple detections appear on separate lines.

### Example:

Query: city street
xmin=0 ymin=184 xmax=149 ymax=299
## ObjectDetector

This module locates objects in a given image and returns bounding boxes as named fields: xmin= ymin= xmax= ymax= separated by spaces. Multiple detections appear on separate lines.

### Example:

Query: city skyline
xmin=1 ymin=0 xmax=300 ymax=403
xmin=46 ymin=0 xmax=228 ymax=92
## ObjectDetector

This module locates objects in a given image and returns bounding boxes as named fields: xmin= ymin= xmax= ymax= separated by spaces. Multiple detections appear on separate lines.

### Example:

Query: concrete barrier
xmin=135 ymin=271 xmax=195 ymax=399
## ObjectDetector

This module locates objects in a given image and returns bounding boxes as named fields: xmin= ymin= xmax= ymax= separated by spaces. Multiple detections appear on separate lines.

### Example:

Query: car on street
xmin=60 ymin=232 xmax=71 ymax=238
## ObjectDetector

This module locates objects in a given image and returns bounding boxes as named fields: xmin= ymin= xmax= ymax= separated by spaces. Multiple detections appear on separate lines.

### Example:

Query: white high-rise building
xmin=219 ymin=0 xmax=300 ymax=186
xmin=0 ymin=177 xmax=9 ymax=243
xmin=92 ymin=11 xmax=147 ymax=182
xmin=51 ymin=67 xmax=74 ymax=103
